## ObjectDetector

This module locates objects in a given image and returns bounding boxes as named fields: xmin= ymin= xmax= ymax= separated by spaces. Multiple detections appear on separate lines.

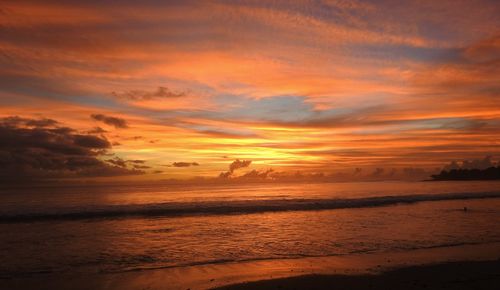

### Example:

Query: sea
xmin=1 ymin=180 xmax=499 ymax=278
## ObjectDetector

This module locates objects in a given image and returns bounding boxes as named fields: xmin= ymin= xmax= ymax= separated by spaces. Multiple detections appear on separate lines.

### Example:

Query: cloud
xmin=1 ymin=1 xmax=499 ymax=178
xmin=172 ymin=162 xmax=200 ymax=167
xmin=229 ymin=159 xmax=252 ymax=173
xmin=218 ymin=171 xmax=232 ymax=179
xmin=412 ymin=34 xmax=500 ymax=104
xmin=106 ymin=157 xmax=127 ymax=168
xmin=0 ymin=116 xmax=144 ymax=180
xmin=106 ymin=157 xmax=148 ymax=168
xmin=218 ymin=159 xmax=252 ymax=178
xmin=73 ymin=134 xmax=110 ymax=148
xmin=0 ymin=116 xmax=59 ymax=128
xmin=112 ymin=86 xmax=185 ymax=101
xmin=240 ymin=169 xmax=273 ymax=179
xmin=443 ymin=156 xmax=497 ymax=171
xmin=88 ymin=127 xmax=107 ymax=134
xmin=90 ymin=114 xmax=128 ymax=129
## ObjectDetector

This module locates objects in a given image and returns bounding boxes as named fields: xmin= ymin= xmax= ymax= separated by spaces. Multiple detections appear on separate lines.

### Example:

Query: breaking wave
xmin=1 ymin=191 xmax=499 ymax=222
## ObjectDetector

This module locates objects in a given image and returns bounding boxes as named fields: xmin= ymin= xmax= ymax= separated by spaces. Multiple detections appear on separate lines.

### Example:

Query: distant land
xmin=431 ymin=167 xmax=500 ymax=181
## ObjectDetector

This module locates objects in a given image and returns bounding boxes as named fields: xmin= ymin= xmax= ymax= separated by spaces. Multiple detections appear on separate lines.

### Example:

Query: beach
xmin=215 ymin=259 xmax=500 ymax=290
xmin=1 ymin=242 xmax=499 ymax=290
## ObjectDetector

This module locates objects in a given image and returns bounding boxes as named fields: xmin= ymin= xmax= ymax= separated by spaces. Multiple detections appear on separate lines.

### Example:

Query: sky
xmin=0 ymin=0 xmax=499 ymax=182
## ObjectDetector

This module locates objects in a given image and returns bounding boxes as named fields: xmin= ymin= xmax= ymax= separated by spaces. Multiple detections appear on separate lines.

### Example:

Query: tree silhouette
xmin=431 ymin=166 xmax=500 ymax=180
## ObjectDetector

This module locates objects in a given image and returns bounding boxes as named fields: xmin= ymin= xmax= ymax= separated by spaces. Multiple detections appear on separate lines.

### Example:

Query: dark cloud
xmin=218 ymin=159 xmax=252 ymax=178
xmin=106 ymin=157 xmax=127 ymax=168
xmin=229 ymin=159 xmax=252 ymax=173
xmin=0 ymin=116 xmax=144 ymax=181
xmin=1 ymin=116 xmax=59 ymax=128
xmin=172 ymin=162 xmax=200 ymax=167
xmin=88 ymin=126 xmax=107 ymax=134
xmin=240 ymin=169 xmax=273 ymax=179
xmin=106 ymin=157 xmax=148 ymax=169
xmin=90 ymin=114 xmax=128 ymax=129
xmin=74 ymin=134 xmax=110 ymax=148
xmin=112 ymin=86 xmax=185 ymax=101
xmin=218 ymin=171 xmax=232 ymax=179
xmin=26 ymin=118 xmax=59 ymax=127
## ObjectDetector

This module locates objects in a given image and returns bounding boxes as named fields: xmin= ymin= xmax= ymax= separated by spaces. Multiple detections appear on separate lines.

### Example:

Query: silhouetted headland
xmin=431 ymin=166 xmax=500 ymax=181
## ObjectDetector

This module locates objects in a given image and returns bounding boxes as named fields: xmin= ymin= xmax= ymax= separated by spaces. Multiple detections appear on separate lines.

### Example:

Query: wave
xmin=117 ymin=240 xmax=500 ymax=273
xmin=1 ymin=191 xmax=499 ymax=222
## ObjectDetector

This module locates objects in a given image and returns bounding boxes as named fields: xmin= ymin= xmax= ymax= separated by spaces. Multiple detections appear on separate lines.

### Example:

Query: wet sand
xmin=1 ymin=242 xmax=500 ymax=290
xmin=214 ymin=259 xmax=500 ymax=290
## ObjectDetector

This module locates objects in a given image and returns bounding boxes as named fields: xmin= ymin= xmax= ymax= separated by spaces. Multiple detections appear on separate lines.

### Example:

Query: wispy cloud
xmin=172 ymin=162 xmax=200 ymax=168
xmin=0 ymin=1 xmax=499 ymax=181
xmin=91 ymin=114 xmax=129 ymax=129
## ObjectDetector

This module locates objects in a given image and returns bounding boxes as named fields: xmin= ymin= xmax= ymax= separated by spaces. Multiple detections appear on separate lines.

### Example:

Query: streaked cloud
xmin=0 ymin=0 xmax=499 ymax=181
xmin=172 ymin=162 xmax=200 ymax=168
xmin=91 ymin=114 xmax=129 ymax=129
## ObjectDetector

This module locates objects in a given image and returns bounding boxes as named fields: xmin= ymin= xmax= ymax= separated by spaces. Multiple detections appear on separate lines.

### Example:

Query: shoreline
xmin=213 ymin=259 xmax=500 ymax=290
xmin=1 ymin=242 xmax=500 ymax=290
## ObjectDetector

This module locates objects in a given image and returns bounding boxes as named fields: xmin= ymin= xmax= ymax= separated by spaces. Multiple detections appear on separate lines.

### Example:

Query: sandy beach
xmin=2 ymin=242 xmax=499 ymax=290
xmin=214 ymin=259 xmax=500 ymax=290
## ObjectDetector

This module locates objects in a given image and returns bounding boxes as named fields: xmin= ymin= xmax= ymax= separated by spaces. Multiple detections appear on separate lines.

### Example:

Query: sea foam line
xmin=1 ymin=191 xmax=499 ymax=222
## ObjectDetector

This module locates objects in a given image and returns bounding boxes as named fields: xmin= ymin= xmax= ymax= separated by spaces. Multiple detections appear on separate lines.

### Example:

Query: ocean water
xmin=0 ymin=181 xmax=499 ymax=278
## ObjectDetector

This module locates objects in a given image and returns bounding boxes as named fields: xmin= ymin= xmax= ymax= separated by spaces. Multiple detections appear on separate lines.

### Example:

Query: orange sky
xmin=0 ymin=0 xmax=499 ymax=181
